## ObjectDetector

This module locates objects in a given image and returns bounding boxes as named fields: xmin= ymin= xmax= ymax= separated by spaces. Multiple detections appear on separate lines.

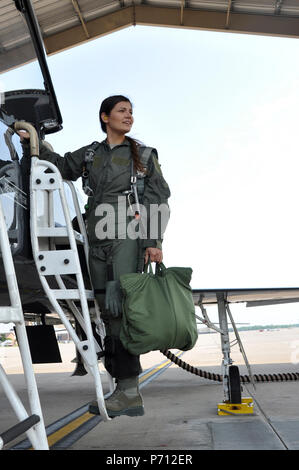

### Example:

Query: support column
xmin=216 ymin=292 xmax=232 ymax=402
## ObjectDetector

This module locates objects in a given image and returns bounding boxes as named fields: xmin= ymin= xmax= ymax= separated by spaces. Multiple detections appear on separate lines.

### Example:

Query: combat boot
xmin=89 ymin=376 xmax=144 ymax=417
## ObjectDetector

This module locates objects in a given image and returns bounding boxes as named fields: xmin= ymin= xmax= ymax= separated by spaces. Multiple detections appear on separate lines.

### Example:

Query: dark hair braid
xmin=126 ymin=136 xmax=145 ymax=173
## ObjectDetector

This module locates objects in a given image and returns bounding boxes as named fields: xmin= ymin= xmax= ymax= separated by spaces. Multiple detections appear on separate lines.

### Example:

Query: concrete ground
xmin=1 ymin=328 xmax=299 ymax=451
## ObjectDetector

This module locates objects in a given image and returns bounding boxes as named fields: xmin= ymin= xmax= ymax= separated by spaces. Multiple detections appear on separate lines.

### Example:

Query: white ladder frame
xmin=0 ymin=198 xmax=48 ymax=450
xmin=29 ymin=156 xmax=110 ymax=421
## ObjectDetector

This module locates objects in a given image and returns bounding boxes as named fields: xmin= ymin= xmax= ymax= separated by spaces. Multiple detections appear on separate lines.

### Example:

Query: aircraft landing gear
xmin=216 ymin=293 xmax=254 ymax=415
xmin=228 ymin=365 xmax=242 ymax=404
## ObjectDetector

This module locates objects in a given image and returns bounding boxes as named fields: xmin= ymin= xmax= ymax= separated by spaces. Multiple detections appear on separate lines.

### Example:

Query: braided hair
xmin=99 ymin=95 xmax=144 ymax=173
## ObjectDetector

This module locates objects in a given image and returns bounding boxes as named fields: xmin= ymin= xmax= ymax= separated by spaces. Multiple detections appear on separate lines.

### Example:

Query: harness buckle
xmin=84 ymin=186 xmax=94 ymax=197
xmin=85 ymin=149 xmax=95 ymax=162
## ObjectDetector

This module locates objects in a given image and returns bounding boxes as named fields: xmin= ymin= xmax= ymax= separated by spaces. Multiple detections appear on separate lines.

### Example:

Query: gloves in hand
xmin=105 ymin=280 xmax=123 ymax=318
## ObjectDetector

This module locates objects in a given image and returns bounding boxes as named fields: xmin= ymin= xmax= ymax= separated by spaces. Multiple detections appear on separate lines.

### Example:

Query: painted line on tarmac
xmin=139 ymin=351 xmax=185 ymax=387
xmin=50 ymin=351 xmax=185 ymax=450
xmin=10 ymin=351 xmax=185 ymax=450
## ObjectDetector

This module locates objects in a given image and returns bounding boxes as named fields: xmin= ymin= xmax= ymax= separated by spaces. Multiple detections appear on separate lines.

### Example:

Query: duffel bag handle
xmin=155 ymin=262 xmax=166 ymax=276
xmin=144 ymin=261 xmax=166 ymax=275
xmin=144 ymin=261 xmax=154 ymax=274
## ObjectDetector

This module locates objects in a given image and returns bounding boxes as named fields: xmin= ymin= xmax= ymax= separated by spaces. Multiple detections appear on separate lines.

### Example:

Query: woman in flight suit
xmin=20 ymin=95 xmax=170 ymax=417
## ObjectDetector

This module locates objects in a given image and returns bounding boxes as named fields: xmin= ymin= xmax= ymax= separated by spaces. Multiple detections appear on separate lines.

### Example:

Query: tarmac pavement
xmin=1 ymin=329 xmax=299 ymax=451
xmin=67 ymin=362 xmax=299 ymax=451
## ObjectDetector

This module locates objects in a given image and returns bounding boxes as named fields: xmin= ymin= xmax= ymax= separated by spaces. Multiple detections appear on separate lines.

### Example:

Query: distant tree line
xmin=228 ymin=324 xmax=299 ymax=332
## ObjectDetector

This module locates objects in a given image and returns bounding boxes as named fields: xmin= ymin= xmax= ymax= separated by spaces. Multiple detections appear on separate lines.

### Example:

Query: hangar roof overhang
xmin=1 ymin=0 xmax=299 ymax=74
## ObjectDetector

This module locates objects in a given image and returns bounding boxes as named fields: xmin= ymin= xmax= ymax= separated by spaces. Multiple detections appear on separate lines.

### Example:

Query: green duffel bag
xmin=119 ymin=263 xmax=198 ymax=355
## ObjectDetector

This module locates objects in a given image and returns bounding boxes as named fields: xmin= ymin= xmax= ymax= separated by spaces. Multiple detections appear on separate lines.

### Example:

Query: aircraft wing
xmin=192 ymin=288 xmax=299 ymax=307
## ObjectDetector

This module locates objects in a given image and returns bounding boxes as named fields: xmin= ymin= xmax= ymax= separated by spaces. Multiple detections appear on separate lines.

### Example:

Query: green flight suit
xmin=22 ymin=138 xmax=170 ymax=379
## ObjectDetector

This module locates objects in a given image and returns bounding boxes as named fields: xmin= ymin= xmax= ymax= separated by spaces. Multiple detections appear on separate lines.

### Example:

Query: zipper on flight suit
xmin=94 ymin=144 xmax=113 ymax=205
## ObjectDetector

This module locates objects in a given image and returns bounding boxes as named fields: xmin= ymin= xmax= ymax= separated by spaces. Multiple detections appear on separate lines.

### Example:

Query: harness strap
xmin=82 ymin=141 xmax=100 ymax=196
xmin=135 ymin=146 xmax=154 ymax=200
xmin=82 ymin=142 xmax=154 ymax=198
xmin=139 ymin=146 xmax=153 ymax=167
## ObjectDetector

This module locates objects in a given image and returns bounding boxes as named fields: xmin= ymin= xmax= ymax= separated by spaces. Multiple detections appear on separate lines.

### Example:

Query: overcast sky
xmin=2 ymin=24 xmax=299 ymax=327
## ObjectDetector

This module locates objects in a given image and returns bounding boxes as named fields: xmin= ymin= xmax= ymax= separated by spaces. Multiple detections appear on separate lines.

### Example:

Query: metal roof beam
xmin=70 ymin=0 xmax=90 ymax=39
xmin=2 ymin=4 xmax=299 ymax=73
xmin=225 ymin=0 xmax=234 ymax=29
xmin=180 ymin=0 xmax=185 ymax=26
xmin=44 ymin=6 xmax=133 ymax=55
xmin=275 ymin=0 xmax=284 ymax=15
xmin=43 ymin=5 xmax=299 ymax=56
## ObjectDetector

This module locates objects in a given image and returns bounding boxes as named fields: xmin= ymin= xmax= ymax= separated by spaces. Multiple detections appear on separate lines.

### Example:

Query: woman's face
xmin=103 ymin=101 xmax=134 ymax=135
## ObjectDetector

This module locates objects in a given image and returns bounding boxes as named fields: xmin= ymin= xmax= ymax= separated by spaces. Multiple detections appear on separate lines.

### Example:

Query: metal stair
xmin=0 ymin=197 xmax=49 ymax=450
xmin=29 ymin=153 xmax=110 ymax=421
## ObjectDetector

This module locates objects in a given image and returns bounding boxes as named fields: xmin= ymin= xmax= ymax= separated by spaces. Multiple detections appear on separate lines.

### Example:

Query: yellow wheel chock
xmin=218 ymin=397 xmax=254 ymax=416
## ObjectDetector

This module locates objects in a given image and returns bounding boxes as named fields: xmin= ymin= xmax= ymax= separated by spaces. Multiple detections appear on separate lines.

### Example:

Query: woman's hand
xmin=144 ymin=247 xmax=163 ymax=265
